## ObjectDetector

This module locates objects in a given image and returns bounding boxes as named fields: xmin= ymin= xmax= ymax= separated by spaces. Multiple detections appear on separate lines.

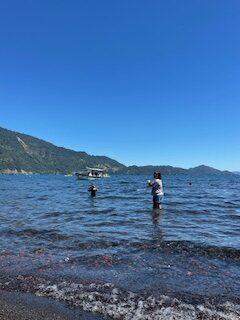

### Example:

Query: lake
xmin=0 ymin=174 xmax=239 ymax=319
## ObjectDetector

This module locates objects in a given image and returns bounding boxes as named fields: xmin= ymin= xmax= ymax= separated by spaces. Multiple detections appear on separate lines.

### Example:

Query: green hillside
xmin=0 ymin=127 xmax=125 ymax=174
xmin=0 ymin=127 xmax=234 ymax=176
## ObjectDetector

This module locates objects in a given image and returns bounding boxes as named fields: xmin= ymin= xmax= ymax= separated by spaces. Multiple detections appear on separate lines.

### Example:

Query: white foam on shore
xmin=35 ymin=281 xmax=240 ymax=320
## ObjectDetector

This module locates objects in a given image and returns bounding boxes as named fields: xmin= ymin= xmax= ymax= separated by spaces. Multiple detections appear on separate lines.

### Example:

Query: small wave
xmin=110 ymin=240 xmax=240 ymax=261
xmin=96 ymin=208 xmax=116 ymax=214
xmin=224 ymin=201 xmax=240 ymax=207
xmin=43 ymin=209 xmax=85 ymax=218
xmin=35 ymin=281 xmax=240 ymax=320
xmin=64 ymin=240 xmax=123 ymax=251
xmin=100 ymin=195 xmax=138 ymax=200
xmin=67 ymin=240 xmax=240 ymax=261
xmin=5 ymin=228 xmax=70 ymax=241
xmin=43 ymin=211 xmax=65 ymax=218
xmin=225 ymin=214 xmax=240 ymax=221
xmin=144 ymin=240 xmax=240 ymax=260
xmin=37 ymin=196 xmax=48 ymax=201
xmin=119 ymin=181 xmax=132 ymax=185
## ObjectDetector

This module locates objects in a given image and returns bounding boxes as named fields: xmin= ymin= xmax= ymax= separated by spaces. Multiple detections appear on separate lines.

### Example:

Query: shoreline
xmin=0 ymin=290 xmax=106 ymax=320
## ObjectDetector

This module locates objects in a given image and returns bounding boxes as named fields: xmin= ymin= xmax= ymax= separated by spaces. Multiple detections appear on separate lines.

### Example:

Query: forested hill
xmin=117 ymin=164 xmax=233 ymax=176
xmin=0 ymin=127 xmax=234 ymax=175
xmin=0 ymin=127 xmax=125 ymax=174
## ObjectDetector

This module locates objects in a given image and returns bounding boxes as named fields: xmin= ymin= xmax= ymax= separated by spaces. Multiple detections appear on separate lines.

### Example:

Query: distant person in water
xmin=88 ymin=184 xmax=98 ymax=197
xmin=148 ymin=171 xmax=164 ymax=209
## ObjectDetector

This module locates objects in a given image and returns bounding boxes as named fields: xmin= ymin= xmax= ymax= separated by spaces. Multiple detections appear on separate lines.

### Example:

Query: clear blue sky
xmin=0 ymin=0 xmax=240 ymax=171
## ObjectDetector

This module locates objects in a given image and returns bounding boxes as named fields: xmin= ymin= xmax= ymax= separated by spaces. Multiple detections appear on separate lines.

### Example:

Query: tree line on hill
xmin=0 ymin=127 xmax=234 ymax=176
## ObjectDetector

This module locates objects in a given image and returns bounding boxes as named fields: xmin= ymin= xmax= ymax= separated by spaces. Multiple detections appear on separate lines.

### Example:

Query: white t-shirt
xmin=151 ymin=178 xmax=163 ymax=196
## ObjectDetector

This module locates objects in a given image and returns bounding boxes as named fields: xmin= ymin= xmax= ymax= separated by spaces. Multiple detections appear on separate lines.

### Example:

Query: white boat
xmin=75 ymin=168 xmax=110 ymax=180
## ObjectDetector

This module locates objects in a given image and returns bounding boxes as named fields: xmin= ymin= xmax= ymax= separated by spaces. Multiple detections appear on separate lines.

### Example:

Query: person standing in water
xmin=148 ymin=171 xmax=164 ymax=209
xmin=88 ymin=184 xmax=98 ymax=197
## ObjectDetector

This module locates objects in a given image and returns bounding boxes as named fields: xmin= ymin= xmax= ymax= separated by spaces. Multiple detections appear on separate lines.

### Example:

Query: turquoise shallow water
xmin=0 ymin=174 xmax=239 ymax=319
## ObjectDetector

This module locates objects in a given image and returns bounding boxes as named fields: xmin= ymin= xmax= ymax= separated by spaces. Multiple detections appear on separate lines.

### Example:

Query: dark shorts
xmin=153 ymin=195 xmax=162 ymax=203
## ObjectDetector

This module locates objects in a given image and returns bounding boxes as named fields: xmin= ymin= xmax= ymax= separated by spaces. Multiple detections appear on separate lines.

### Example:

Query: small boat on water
xmin=75 ymin=168 xmax=110 ymax=180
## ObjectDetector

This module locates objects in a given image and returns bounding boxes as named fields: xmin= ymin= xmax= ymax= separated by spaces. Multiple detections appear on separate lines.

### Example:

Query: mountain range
xmin=0 ymin=127 xmax=234 ymax=176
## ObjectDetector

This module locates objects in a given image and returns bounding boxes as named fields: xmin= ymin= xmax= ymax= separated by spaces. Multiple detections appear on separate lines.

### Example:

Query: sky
xmin=0 ymin=0 xmax=240 ymax=171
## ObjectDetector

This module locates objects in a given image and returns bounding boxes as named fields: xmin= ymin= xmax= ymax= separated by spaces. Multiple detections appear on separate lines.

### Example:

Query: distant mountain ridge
xmin=188 ymin=165 xmax=232 ymax=176
xmin=0 ymin=127 xmax=234 ymax=176
xmin=118 ymin=164 xmax=233 ymax=176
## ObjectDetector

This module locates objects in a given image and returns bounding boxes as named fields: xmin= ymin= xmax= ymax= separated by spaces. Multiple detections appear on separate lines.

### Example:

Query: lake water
xmin=0 ymin=174 xmax=239 ymax=319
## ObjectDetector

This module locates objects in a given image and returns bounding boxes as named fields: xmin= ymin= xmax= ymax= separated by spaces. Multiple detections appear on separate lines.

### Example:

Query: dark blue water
xmin=0 ymin=174 xmax=239 ymax=319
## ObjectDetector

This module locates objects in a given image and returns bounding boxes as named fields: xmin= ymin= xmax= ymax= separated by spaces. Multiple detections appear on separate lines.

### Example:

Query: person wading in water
xmin=148 ymin=171 xmax=164 ymax=209
xmin=88 ymin=184 xmax=98 ymax=197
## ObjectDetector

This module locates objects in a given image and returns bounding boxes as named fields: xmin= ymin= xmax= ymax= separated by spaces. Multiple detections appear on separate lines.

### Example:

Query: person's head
xmin=154 ymin=171 xmax=161 ymax=179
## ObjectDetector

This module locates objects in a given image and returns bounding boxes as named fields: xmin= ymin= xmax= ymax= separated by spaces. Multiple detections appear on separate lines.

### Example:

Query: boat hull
xmin=75 ymin=173 xmax=102 ymax=180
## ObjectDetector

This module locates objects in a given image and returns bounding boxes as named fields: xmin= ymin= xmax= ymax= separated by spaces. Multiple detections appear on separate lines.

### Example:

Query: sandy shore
xmin=0 ymin=290 xmax=106 ymax=320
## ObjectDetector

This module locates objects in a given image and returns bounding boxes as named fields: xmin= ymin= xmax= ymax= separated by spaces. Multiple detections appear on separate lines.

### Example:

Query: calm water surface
xmin=0 ymin=174 xmax=239 ymax=319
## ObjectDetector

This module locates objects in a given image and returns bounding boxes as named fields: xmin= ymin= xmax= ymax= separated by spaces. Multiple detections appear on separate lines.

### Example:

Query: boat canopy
xmin=87 ymin=167 xmax=104 ymax=172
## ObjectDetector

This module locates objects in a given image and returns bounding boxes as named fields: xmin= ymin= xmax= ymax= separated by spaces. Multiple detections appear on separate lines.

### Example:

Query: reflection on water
xmin=152 ymin=208 xmax=163 ymax=225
